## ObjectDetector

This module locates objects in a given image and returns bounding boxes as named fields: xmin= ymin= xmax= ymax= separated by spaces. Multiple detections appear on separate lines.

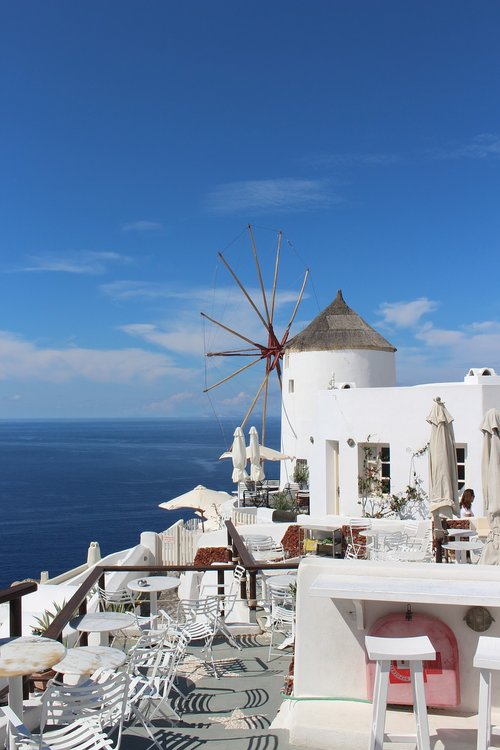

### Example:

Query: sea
xmin=0 ymin=417 xmax=281 ymax=589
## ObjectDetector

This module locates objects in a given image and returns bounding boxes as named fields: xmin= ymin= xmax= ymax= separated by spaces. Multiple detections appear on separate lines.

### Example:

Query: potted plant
xmin=293 ymin=463 xmax=309 ymax=489
xmin=270 ymin=491 xmax=297 ymax=522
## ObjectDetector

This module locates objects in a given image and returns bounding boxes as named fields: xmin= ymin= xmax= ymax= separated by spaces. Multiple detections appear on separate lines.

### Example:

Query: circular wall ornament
xmin=464 ymin=606 xmax=494 ymax=632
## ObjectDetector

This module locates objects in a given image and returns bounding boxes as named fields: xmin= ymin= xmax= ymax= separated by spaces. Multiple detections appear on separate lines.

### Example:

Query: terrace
xmin=3 ymin=518 xmax=500 ymax=749
xmin=0 ymin=522 xmax=303 ymax=750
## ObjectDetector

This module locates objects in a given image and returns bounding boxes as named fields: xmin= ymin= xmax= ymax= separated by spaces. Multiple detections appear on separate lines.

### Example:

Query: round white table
xmin=0 ymin=635 xmax=66 ymax=750
xmin=442 ymin=539 xmax=484 ymax=563
xmin=127 ymin=576 xmax=180 ymax=624
xmin=447 ymin=528 xmax=476 ymax=539
xmin=71 ymin=611 xmax=136 ymax=646
xmin=267 ymin=574 xmax=297 ymax=590
xmin=52 ymin=645 xmax=126 ymax=676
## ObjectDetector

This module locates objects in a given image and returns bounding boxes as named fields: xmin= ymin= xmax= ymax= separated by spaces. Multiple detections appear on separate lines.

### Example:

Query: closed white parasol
xmin=231 ymin=426 xmax=249 ymax=483
xmin=249 ymin=425 xmax=265 ymax=482
xmin=479 ymin=408 xmax=500 ymax=565
xmin=480 ymin=408 xmax=500 ymax=515
xmin=427 ymin=396 xmax=459 ymax=527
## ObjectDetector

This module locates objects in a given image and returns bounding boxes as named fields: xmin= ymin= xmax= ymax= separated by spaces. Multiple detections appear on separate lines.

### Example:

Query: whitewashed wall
xmin=280 ymin=348 xmax=396 ymax=484
xmin=308 ymin=380 xmax=500 ymax=518
xmin=294 ymin=557 xmax=500 ymax=713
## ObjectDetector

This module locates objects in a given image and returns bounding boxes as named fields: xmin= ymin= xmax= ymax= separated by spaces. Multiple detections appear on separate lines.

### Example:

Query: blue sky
xmin=1 ymin=0 xmax=500 ymax=420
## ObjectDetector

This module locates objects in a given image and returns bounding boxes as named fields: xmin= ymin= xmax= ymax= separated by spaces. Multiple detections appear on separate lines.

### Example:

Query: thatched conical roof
xmin=286 ymin=290 xmax=396 ymax=353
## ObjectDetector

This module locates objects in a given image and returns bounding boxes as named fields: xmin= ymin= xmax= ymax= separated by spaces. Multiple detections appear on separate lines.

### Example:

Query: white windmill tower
xmin=280 ymin=290 xmax=397 ymax=483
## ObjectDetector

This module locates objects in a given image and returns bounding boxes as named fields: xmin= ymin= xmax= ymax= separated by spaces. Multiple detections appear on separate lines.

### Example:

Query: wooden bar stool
xmin=365 ymin=634 xmax=435 ymax=750
xmin=474 ymin=635 xmax=500 ymax=750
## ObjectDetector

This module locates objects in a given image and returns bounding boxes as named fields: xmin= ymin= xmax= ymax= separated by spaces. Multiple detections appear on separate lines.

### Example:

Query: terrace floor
xmin=118 ymin=630 xmax=306 ymax=750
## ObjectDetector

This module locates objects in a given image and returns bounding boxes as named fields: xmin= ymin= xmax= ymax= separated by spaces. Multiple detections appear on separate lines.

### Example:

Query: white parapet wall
xmin=277 ymin=556 xmax=500 ymax=749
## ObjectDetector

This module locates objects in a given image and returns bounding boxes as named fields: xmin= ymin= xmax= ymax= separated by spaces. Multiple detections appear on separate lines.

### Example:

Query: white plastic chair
xmin=371 ymin=531 xmax=408 ymax=561
xmin=397 ymin=527 xmax=433 ymax=562
xmin=267 ymin=587 xmax=295 ymax=661
xmin=4 ymin=671 xmax=130 ymax=750
xmin=177 ymin=595 xmax=240 ymax=677
xmin=1 ymin=706 xmax=114 ymax=750
xmin=345 ymin=519 xmax=371 ymax=559
xmin=127 ymin=629 xmax=190 ymax=729
xmin=250 ymin=540 xmax=286 ymax=562
xmin=96 ymin=585 xmax=150 ymax=646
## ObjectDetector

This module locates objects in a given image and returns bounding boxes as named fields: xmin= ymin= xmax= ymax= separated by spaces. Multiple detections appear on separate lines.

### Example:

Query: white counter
xmin=294 ymin=557 xmax=500 ymax=715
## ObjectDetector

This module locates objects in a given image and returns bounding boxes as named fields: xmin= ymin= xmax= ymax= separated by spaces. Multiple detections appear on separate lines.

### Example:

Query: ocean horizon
xmin=0 ymin=417 xmax=281 ymax=588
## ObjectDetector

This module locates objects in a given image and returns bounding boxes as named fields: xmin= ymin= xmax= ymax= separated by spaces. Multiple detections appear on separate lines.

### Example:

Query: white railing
xmin=160 ymin=520 xmax=202 ymax=565
xmin=232 ymin=509 xmax=258 ymax=526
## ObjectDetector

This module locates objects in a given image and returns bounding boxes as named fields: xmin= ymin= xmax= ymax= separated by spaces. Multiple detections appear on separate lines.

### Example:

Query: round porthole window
xmin=464 ymin=606 xmax=495 ymax=632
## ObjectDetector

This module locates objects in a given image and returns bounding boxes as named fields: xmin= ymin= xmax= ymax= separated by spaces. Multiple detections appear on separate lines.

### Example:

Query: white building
xmin=281 ymin=290 xmax=500 ymax=518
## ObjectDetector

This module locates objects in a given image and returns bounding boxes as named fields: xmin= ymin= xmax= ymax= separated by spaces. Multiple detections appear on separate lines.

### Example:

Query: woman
xmin=459 ymin=488 xmax=475 ymax=517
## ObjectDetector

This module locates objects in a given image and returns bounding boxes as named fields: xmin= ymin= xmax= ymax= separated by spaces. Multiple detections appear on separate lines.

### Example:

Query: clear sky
xmin=1 ymin=1 xmax=500 ymax=420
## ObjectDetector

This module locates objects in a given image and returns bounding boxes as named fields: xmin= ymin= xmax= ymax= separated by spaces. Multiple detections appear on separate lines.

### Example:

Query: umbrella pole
xmin=434 ymin=519 xmax=449 ymax=564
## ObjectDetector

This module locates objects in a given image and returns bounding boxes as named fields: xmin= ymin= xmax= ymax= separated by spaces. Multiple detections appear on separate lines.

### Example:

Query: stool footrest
xmin=386 ymin=732 xmax=419 ymax=743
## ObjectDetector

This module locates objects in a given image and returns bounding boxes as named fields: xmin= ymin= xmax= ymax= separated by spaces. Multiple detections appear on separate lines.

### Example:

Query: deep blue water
xmin=0 ymin=418 xmax=280 ymax=588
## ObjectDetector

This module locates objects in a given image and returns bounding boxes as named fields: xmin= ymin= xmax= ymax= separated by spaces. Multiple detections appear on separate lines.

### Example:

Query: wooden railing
xmin=225 ymin=519 xmax=299 ymax=608
xmin=41 ymin=520 xmax=298 ymax=641
xmin=0 ymin=581 xmax=38 ymax=700
xmin=2 ymin=522 xmax=299 ymax=703
xmin=0 ymin=581 xmax=38 ymax=637
xmin=43 ymin=564 xmax=235 ymax=643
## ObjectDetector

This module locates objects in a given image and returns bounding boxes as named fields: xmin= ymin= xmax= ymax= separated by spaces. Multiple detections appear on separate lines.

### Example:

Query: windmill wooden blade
xmin=217 ymin=251 xmax=268 ymax=329
xmin=269 ymin=230 xmax=282 ymax=325
xmin=202 ymin=226 xmax=308 ymax=444
xmin=203 ymin=356 xmax=263 ymax=393
xmin=201 ymin=311 xmax=262 ymax=349
xmin=248 ymin=224 xmax=271 ymax=326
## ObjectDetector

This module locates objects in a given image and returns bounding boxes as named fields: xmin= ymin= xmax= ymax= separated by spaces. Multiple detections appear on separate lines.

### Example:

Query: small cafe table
xmin=127 ymin=576 xmax=180 ymax=624
xmin=266 ymin=573 xmax=298 ymax=590
xmin=446 ymin=528 xmax=476 ymax=540
xmin=52 ymin=645 xmax=126 ymax=676
xmin=71 ymin=611 xmax=136 ymax=646
xmin=442 ymin=539 xmax=484 ymax=564
xmin=0 ymin=635 xmax=66 ymax=750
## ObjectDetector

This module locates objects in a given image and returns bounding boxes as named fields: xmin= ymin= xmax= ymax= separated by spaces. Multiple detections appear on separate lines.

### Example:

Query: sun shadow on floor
xmin=179 ymin=686 xmax=271 ymax=715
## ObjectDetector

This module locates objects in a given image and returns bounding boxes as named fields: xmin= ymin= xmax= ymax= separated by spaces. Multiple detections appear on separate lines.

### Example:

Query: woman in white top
xmin=459 ymin=488 xmax=475 ymax=518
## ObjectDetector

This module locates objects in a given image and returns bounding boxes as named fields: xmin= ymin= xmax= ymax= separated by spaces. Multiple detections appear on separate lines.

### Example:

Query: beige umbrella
xmin=231 ymin=426 xmax=248 ymax=484
xmin=427 ymin=396 xmax=460 ymax=519
xmin=479 ymin=409 xmax=500 ymax=565
xmin=159 ymin=484 xmax=232 ymax=531
xmin=249 ymin=426 xmax=265 ymax=482
xmin=480 ymin=408 xmax=500 ymax=515
xmin=426 ymin=397 xmax=459 ymax=563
